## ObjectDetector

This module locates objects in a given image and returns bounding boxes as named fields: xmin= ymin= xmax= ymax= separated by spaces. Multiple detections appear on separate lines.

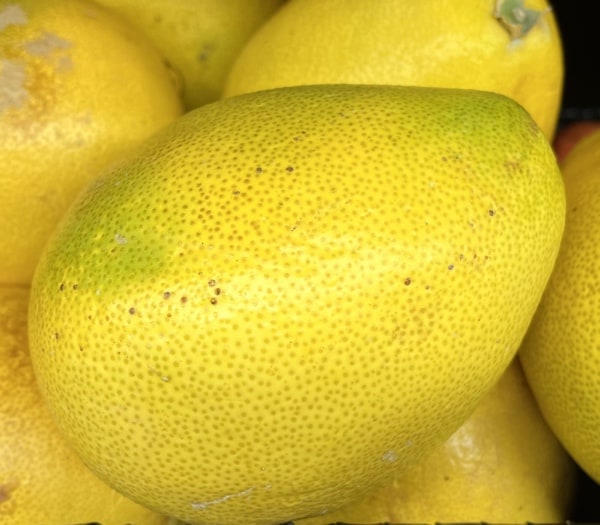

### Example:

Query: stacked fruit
xmin=1 ymin=1 xmax=598 ymax=524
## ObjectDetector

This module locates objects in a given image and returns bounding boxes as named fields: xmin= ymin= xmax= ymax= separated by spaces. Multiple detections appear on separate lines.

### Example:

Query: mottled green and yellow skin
xmin=29 ymin=84 xmax=565 ymax=525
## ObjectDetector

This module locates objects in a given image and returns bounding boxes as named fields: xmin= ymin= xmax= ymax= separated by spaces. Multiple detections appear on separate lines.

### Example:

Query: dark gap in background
xmin=553 ymin=1 xmax=600 ymax=127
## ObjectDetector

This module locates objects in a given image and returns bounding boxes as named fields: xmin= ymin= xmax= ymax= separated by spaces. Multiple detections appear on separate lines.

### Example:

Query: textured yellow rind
xmin=28 ymin=85 xmax=565 ymax=525
xmin=295 ymin=358 xmax=577 ymax=525
xmin=520 ymin=129 xmax=600 ymax=483
xmin=0 ymin=285 xmax=171 ymax=524
xmin=0 ymin=0 xmax=183 ymax=285
xmin=223 ymin=0 xmax=563 ymax=141
xmin=95 ymin=0 xmax=284 ymax=109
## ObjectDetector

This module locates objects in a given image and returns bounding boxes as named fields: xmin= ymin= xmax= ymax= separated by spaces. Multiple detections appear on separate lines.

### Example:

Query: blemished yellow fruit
xmin=0 ymin=0 xmax=183 ymax=285
xmin=96 ymin=0 xmax=284 ymax=110
xmin=223 ymin=0 xmax=563 ymax=140
xmin=0 ymin=285 xmax=173 ymax=524
xmin=28 ymin=84 xmax=565 ymax=525
xmin=295 ymin=358 xmax=577 ymax=525
xmin=520 ymin=128 xmax=600 ymax=483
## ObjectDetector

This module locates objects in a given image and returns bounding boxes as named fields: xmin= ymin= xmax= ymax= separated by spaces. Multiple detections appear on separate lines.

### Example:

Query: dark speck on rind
xmin=198 ymin=43 xmax=216 ymax=63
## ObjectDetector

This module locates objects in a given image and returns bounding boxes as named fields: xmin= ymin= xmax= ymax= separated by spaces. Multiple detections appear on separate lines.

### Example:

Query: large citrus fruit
xmin=0 ymin=0 xmax=183 ymax=285
xmin=223 ymin=0 xmax=563 ymax=140
xmin=28 ymin=84 xmax=565 ymax=525
xmin=520 ymin=127 xmax=600 ymax=483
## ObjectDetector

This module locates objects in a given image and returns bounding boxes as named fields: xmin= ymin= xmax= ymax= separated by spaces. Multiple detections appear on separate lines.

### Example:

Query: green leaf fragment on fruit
xmin=494 ymin=0 xmax=546 ymax=40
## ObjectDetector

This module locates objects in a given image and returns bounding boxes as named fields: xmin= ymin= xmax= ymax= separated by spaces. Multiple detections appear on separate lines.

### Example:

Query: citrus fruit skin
xmin=0 ymin=0 xmax=183 ymax=285
xmin=28 ymin=84 xmax=565 ymax=525
xmin=0 ymin=285 xmax=171 ymax=524
xmin=223 ymin=0 xmax=563 ymax=140
xmin=520 ymin=128 xmax=600 ymax=484
xmin=553 ymin=120 xmax=600 ymax=163
xmin=95 ymin=0 xmax=284 ymax=110
xmin=294 ymin=357 xmax=577 ymax=524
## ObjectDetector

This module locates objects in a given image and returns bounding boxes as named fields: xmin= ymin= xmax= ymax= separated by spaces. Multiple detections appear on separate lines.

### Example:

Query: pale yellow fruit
xmin=0 ymin=0 xmax=183 ymax=285
xmin=28 ymin=84 xmax=565 ymax=525
xmin=96 ymin=0 xmax=284 ymax=109
xmin=0 ymin=285 xmax=173 ymax=524
xmin=295 ymin=357 xmax=577 ymax=524
xmin=520 ymin=128 xmax=600 ymax=483
xmin=223 ymin=0 xmax=563 ymax=140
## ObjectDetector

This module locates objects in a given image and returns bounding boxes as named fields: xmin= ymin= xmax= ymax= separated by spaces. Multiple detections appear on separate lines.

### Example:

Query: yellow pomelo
xmin=0 ymin=0 xmax=183 ymax=285
xmin=0 ymin=285 xmax=173 ymax=524
xmin=520 ymin=128 xmax=600 ymax=483
xmin=223 ymin=0 xmax=563 ymax=140
xmin=96 ymin=0 xmax=284 ymax=110
xmin=295 ymin=357 xmax=577 ymax=524
xmin=28 ymin=84 xmax=565 ymax=525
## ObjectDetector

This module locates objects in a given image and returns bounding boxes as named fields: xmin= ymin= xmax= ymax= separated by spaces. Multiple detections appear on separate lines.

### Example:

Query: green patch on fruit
xmin=35 ymin=165 xmax=169 ymax=299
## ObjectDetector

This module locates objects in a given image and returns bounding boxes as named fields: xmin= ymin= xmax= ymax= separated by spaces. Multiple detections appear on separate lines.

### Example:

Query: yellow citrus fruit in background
xmin=520 ymin=128 xmax=600 ymax=484
xmin=0 ymin=285 xmax=173 ymax=524
xmin=223 ymin=0 xmax=563 ymax=140
xmin=96 ymin=0 xmax=284 ymax=110
xmin=28 ymin=84 xmax=565 ymax=525
xmin=0 ymin=0 xmax=183 ymax=285
xmin=295 ymin=357 xmax=577 ymax=525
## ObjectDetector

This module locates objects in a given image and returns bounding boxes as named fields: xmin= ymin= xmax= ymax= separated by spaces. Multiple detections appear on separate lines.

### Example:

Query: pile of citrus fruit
xmin=1 ymin=0 xmax=598 ymax=524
